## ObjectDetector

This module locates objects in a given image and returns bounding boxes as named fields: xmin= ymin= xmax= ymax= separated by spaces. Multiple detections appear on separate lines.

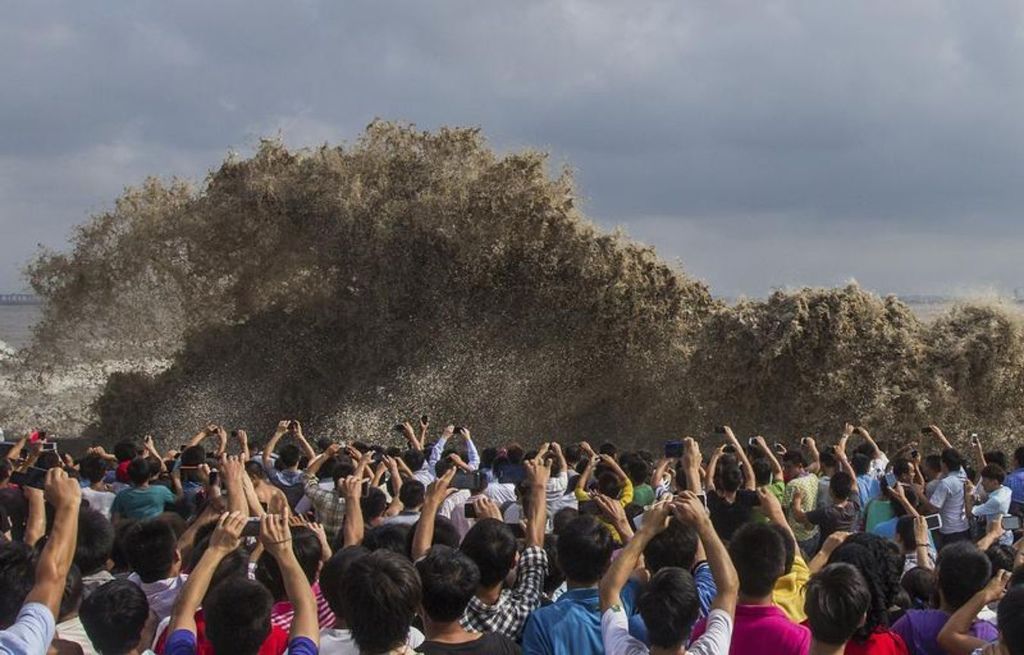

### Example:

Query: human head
xmin=805 ymin=563 xmax=871 ymax=647
xmin=399 ymin=479 xmax=425 ymax=510
xmin=892 ymin=458 xmax=913 ymax=483
xmin=402 ymin=449 xmax=425 ymax=473
xmin=0 ymin=542 xmax=33 ymax=628
xmin=204 ymin=578 xmax=274 ymax=655
xmin=781 ymin=450 xmax=807 ymax=479
xmin=595 ymin=471 xmax=624 ymax=499
xmin=940 ymin=448 xmax=962 ymax=475
xmin=243 ymin=459 xmax=267 ymax=481
xmin=937 ymin=541 xmax=991 ymax=609
xmin=0 ymin=458 xmax=10 ymax=484
xmin=339 ymin=550 xmax=422 ymax=654
xmin=460 ymin=518 xmax=517 ymax=587
xmin=113 ymin=440 xmax=140 ymax=463
xmin=277 ymin=443 xmax=301 ymax=469
xmin=126 ymin=457 xmax=151 ymax=486
xmin=79 ymin=454 xmax=109 ymax=485
xmin=922 ymin=454 xmax=942 ymax=480
xmin=255 ymin=527 xmax=322 ymax=600
xmin=827 ymin=533 xmax=902 ymax=638
xmin=716 ymin=456 xmax=743 ymax=493
xmin=122 ymin=519 xmax=180 ymax=583
xmin=360 ymin=487 xmax=389 ymax=523
xmin=320 ymin=546 xmax=369 ymax=623
xmin=623 ymin=456 xmax=649 ymax=487
xmin=75 ymin=507 xmax=115 ymax=576
xmin=1014 ymin=446 xmax=1024 ymax=469
xmin=557 ymin=515 xmax=614 ymax=585
xmin=986 ymin=543 xmax=1016 ymax=574
xmin=818 ymin=451 xmax=837 ymax=475
xmin=829 ymin=471 xmax=854 ymax=502
xmin=997 ymin=586 xmax=1024 ymax=654
xmin=728 ymin=522 xmax=787 ymax=598
xmin=416 ymin=546 xmax=481 ymax=624
xmin=980 ymin=464 xmax=1006 ymax=493
xmin=643 ymin=519 xmax=699 ymax=573
xmin=850 ymin=453 xmax=870 ymax=477
xmin=79 ymin=580 xmax=151 ymax=655
xmin=901 ymin=566 xmax=936 ymax=609
xmin=638 ymin=567 xmax=699 ymax=650
xmin=751 ymin=456 xmax=774 ymax=486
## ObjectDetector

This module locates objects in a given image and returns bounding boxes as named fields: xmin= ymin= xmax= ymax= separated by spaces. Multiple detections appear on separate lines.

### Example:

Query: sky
xmin=3 ymin=1 xmax=1024 ymax=298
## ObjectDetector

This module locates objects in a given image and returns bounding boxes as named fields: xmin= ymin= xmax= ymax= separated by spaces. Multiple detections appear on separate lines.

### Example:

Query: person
xmin=415 ymin=546 xmax=520 ymax=654
xmin=599 ymin=492 xmax=738 ymax=655
xmin=915 ymin=448 xmax=969 ymax=547
xmin=75 ymin=508 xmax=116 ymax=598
xmin=319 ymin=547 xmax=425 ymax=654
xmin=79 ymin=455 xmax=116 ymax=519
xmin=804 ymin=563 xmax=872 ymax=655
xmin=122 ymin=519 xmax=188 ymax=622
xmin=262 ymin=421 xmax=316 ymax=510
xmin=384 ymin=480 xmax=426 ymax=526
xmin=55 ymin=565 xmax=97 ymax=655
xmin=781 ymin=450 xmax=820 ymax=554
xmin=689 ymin=512 xmax=809 ymax=655
xmin=792 ymin=472 xmax=858 ymax=544
xmin=1005 ymin=446 xmax=1024 ymax=517
xmin=521 ymin=514 xmax=635 ymax=655
xmin=79 ymin=580 xmax=154 ymax=655
xmin=891 ymin=542 xmax=998 ymax=655
xmin=642 ymin=516 xmax=717 ymax=620
xmin=826 ymin=533 xmax=908 ymax=655
xmin=337 ymin=550 xmax=422 ymax=655
xmin=254 ymin=524 xmax=335 ymax=631
xmin=110 ymin=457 xmax=181 ymax=522
xmin=456 ymin=457 xmax=549 ymax=641
xmin=0 ymin=468 xmax=81 ymax=655
xmin=573 ymin=444 xmax=634 ymax=543
xmin=164 ymin=513 xmax=319 ymax=655
xmin=937 ymin=571 xmax=1023 ymax=655
xmin=965 ymin=464 xmax=1012 ymax=546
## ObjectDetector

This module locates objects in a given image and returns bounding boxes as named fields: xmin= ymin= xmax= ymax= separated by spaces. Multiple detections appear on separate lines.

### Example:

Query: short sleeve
xmin=687 ymin=609 xmax=733 ymax=655
xmin=930 ymin=481 xmax=949 ymax=509
xmin=164 ymin=629 xmax=198 ymax=655
xmin=0 ymin=602 xmax=56 ymax=655
xmin=284 ymin=636 xmax=317 ymax=655
xmin=162 ymin=486 xmax=177 ymax=503
xmin=805 ymin=508 xmax=825 ymax=525
xmin=601 ymin=606 xmax=646 ymax=655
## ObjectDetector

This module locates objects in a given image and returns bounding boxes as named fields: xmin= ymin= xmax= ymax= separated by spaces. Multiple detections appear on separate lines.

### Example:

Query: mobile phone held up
xmin=463 ymin=503 xmax=478 ymax=519
xmin=241 ymin=518 xmax=262 ymax=538
xmin=663 ymin=440 xmax=684 ymax=458
xmin=924 ymin=514 xmax=942 ymax=531
xmin=1002 ymin=515 xmax=1022 ymax=531
xmin=11 ymin=466 xmax=48 ymax=490
xmin=452 ymin=471 xmax=483 ymax=491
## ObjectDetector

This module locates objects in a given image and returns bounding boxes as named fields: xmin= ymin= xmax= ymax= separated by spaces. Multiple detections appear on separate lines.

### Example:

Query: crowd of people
xmin=1 ymin=418 xmax=1023 ymax=655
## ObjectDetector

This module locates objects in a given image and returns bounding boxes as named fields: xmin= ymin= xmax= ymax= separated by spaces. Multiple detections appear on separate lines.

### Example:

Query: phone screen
xmin=1002 ymin=516 xmax=1022 ymax=531
xmin=241 ymin=518 xmax=261 ymax=537
xmin=884 ymin=472 xmax=897 ymax=488
xmin=924 ymin=514 xmax=942 ymax=531
xmin=452 ymin=471 xmax=482 ymax=491
xmin=11 ymin=466 xmax=48 ymax=490
xmin=463 ymin=503 xmax=477 ymax=519
xmin=663 ymin=441 xmax=684 ymax=458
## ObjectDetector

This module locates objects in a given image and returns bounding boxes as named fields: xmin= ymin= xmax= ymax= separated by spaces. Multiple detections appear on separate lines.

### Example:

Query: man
xmin=1005 ymin=446 xmax=1024 ymax=517
xmin=965 ymin=464 xmax=1013 ymax=545
xmin=415 ymin=547 xmax=520 ymax=654
xmin=781 ymin=451 xmax=820 ymax=554
xmin=599 ymin=492 xmax=739 ymax=655
xmin=337 ymin=550 xmax=422 ymax=655
xmin=262 ymin=421 xmax=316 ymax=510
xmin=79 ymin=581 xmax=154 ymax=655
xmin=110 ymin=456 xmax=181 ymax=521
xmin=791 ymin=472 xmax=858 ymax=544
xmin=165 ymin=514 xmax=319 ymax=655
xmin=804 ymin=564 xmax=872 ymax=655
xmin=0 ymin=468 xmax=81 ymax=655
xmin=123 ymin=519 xmax=188 ymax=621
xmin=916 ymin=448 xmax=969 ymax=547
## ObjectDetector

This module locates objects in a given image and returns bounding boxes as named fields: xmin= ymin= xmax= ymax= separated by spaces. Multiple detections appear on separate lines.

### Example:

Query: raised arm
xmin=674 ymin=491 xmax=739 ymax=615
xmin=682 ymin=438 xmax=703 ymax=494
xmin=803 ymin=437 xmax=821 ymax=474
xmin=600 ymin=501 xmax=671 ymax=611
xmin=411 ymin=467 xmax=456 ymax=561
xmin=25 ymin=469 xmax=81 ymax=619
xmin=339 ymin=476 xmax=365 ymax=548
xmin=937 ymin=570 xmax=1009 ymax=655
xmin=292 ymin=421 xmax=316 ymax=462
xmin=402 ymin=421 xmax=424 ymax=452
xmin=854 ymin=426 xmax=883 ymax=461
xmin=219 ymin=454 xmax=248 ymax=517
xmin=926 ymin=424 xmax=953 ymax=450
xmin=4 ymin=434 xmax=28 ymax=463
xmin=524 ymin=455 xmax=551 ymax=548
xmin=751 ymin=434 xmax=782 ymax=483
xmin=263 ymin=420 xmax=290 ymax=470
xmin=261 ymin=515 xmax=319 ymax=645
xmin=235 ymin=429 xmax=251 ymax=461
xmin=575 ymin=443 xmax=597 ymax=497
xmin=705 ymin=446 xmax=723 ymax=493
xmin=462 ymin=428 xmax=480 ymax=470
xmin=426 ymin=427 xmax=451 ymax=469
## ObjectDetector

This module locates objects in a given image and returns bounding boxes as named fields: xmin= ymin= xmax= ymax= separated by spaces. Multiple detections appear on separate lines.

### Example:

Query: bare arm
xmin=220 ymin=454 xmax=248 ymax=517
xmin=22 ymin=488 xmax=46 ymax=547
xmin=937 ymin=571 xmax=1009 ymax=655
xmin=339 ymin=477 xmax=365 ymax=548
xmin=682 ymin=438 xmax=703 ymax=493
xmin=236 ymin=430 xmax=251 ymax=461
xmin=411 ymin=468 xmax=456 ymax=561
xmin=705 ymin=448 xmax=722 ymax=493
xmin=262 ymin=421 xmax=290 ymax=470
xmin=804 ymin=437 xmax=821 ymax=474
xmin=24 ymin=469 xmax=81 ymax=620
xmin=525 ymin=456 xmax=551 ymax=548
xmin=264 ymin=514 xmax=319 ymax=644
xmin=926 ymin=424 xmax=953 ymax=450
xmin=676 ymin=492 xmax=739 ymax=615
xmin=751 ymin=435 xmax=782 ymax=483
xmin=600 ymin=501 xmax=671 ymax=611
xmin=854 ymin=426 xmax=883 ymax=460
xmin=809 ymin=531 xmax=852 ymax=574
xmin=292 ymin=422 xmax=316 ymax=462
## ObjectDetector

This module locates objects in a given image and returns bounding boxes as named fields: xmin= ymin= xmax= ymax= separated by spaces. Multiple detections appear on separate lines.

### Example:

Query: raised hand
xmin=672 ymin=491 xmax=709 ymax=527
xmin=259 ymin=514 xmax=294 ymax=559
xmin=210 ymin=511 xmax=246 ymax=552
xmin=44 ymin=467 xmax=81 ymax=511
xmin=340 ymin=476 xmax=364 ymax=501
xmin=472 ymin=496 xmax=503 ymax=521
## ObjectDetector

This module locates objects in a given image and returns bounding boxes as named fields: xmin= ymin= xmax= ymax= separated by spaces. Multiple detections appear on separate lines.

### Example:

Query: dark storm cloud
xmin=2 ymin=1 xmax=1024 ymax=295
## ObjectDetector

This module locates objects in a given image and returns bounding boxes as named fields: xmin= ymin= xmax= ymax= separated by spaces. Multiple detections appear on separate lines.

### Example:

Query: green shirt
xmin=631 ymin=483 xmax=656 ymax=508
xmin=111 ymin=485 xmax=175 ymax=520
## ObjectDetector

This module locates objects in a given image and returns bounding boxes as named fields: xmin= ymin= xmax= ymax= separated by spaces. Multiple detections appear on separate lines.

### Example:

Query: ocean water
xmin=0 ymin=304 xmax=41 ymax=351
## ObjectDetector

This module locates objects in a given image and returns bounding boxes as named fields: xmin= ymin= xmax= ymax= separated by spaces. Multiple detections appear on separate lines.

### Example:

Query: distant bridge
xmin=0 ymin=294 xmax=41 ymax=305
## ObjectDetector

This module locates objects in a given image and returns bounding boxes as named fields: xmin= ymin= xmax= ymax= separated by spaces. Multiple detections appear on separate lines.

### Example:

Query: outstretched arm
xmin=674 ymin=491 xmax=738 ymax=615
xmin=600 ymin=501 xmax=671 ymax=611
xmin=411 ymin=467 xmax=456 ymax=561
xmin=937 ymin=570 xmax=1009 ymax=655
xmin=263 ymin=421 xmax=290 ymax=471
xmin=750 ymin=434 xmax=782 ymax=484
xmin=25 ymin=469 xmax=81 ymax=619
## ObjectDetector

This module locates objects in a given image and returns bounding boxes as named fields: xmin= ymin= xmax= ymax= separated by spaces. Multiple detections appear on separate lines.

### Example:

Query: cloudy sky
xmin=3 ymin=1 xmax=1024 ymax=297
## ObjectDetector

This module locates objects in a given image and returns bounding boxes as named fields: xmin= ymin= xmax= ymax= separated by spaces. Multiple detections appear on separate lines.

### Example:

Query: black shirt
xmin=707 ymin=489 xmax=760 ymax=542
xmin=417 ymin=633 xmax=521 ymax=655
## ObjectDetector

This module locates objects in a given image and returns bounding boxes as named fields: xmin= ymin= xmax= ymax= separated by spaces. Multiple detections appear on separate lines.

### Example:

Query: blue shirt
xmin=856 ymin=474 xmax=880 ymax=508
xmin=521 ymin=582 xmax=639 ymax=655
xmin=627 ymin=562 xmax=717 ymax=645
xmin=1006 ymin=468 xmax=1024 ymax=505
xmin=0 ymin=602 xmax=54 ymax=655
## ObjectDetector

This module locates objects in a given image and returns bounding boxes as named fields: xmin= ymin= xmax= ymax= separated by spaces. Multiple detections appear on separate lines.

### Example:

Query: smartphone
xmin=0 ymin=442 xmax=15 ymax=459
xmin=452 ymin=471 xmax=483 ymax=491
xmin=421 ymin=415 xmax=429 ymax=425
xmin=632 ymin=511 xmax=645 ymax=531
xmin=713 ymin=426 xmax=726 ymax=434
xmin=772 ymin=442 xmax=786 ymax=454
xmin=1002 ymin=516 xmax=1021 ymax=531
xmin=924 ymin=514 xmax=943 ymax=531
xmin=11 ymin=466 xmax=48 ymax=490
xmin=288 ymin=421 xmax=298 ymax=430
xmin=884 ymin=472 xmax=898 ymax=488
xmin=578 ymin=500 xmax=600 ymax=516
xmin=748 ymin=437 xmax=758 ymax=447
xmin=663 ymin=441 xmax=684 ymax=458
xmin=800 ymin=437 xmax=810 ymax=446
xmin=453 ymin=426 xmax=464 ymax=434
xmin=464 ymin=504 xmax=477 ymax=519
xmin=970 ymin=433 xmax=980 ymax=445
xmin=241 ymin=518 xmax=261 ymax=537
xmin=41 ymin=441 xmax=58 ymax=452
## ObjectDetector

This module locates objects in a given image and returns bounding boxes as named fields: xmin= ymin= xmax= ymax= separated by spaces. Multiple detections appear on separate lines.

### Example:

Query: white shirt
xmin=484 ymin=482 xmax=517 ymax=506
xmin=57 ymin=616 xmax=97 ymax=655
xmin=318 ymin=626 xmax=424 ymax=654
xmin=80 ymin=488 xmax=116 ymax=519
xmin=128 ymin=573 xmax=188 ymax=622
xmin=930 ymin=472 xmax=969 ymax=534
xmin=601 ymin=606 xmax=733 ymax=655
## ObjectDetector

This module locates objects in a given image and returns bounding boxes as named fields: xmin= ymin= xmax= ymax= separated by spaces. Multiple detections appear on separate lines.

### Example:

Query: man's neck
xmin=423 ymin=617 xmax=478 ymax=644
xmin=737 ymin=593 xmax=774 ymax=606
xmin=809 ymin=640 xmax=846 ymax=655
xmin=475 ymin=582 xmax=503 ymax=605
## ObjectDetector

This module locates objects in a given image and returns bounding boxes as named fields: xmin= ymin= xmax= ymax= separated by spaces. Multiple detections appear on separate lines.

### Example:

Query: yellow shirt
xmin=575 ymin=479 xmax=634 ymax=544
xmin=772 ymin=554 xmax=810 ymax=623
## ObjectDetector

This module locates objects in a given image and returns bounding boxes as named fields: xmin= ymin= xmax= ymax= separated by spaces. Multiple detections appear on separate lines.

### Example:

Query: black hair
xmin=204 ymin=577 xmax=274 ymax=655
xmin=277 ymin=443 xmax=301 ymax=468
xmin=361 ymin=487 xmax=389 ymax=522
xmin=644 ymin=519 xmax=698 ymax=573
xmin=901 ymin=566 xmax=936 ymax=609
xmin=981 ymin=464 xmax=1006 ymax=484
xmin=406 ymin=516 xmax=460 ymax=557
xmin=340 ymin=550 xmax=422 ymax=654
xmin=892 ymin=458 xmax=912 ymax=478
xmin=399 ymin=479 xmax=425 ymax=509
xmin=362 ymin=523 xmax=412 ymax=556
xmin=1014 ymin=446 xmax=1024 ymax=469
xmin=0 ymin=459 xmax=10 ymax=483
xmin=851 ymin=454 xmax=871 ymax=476
xmin=767 ymin=523 xmax=796 ymax=575
xmin=402 ymin=449 xmax=425 ymax=473
xmin=999 ymin=585 xmax=1024 ymax=654
xmin=126 ymin=457 xmax=151 ymax=485
xmin=59 ymin=564 xmax=84 ymax=620
xmin=75 ymin=507 xmax=115 ymax=576
xmin=598 ymin=442 xmax=618 ymax=457
xmin=986 ymin=543 xmax=1016 ymax=574
xmin=827 ymin=533 xmax=902 ymax=640
xmin=940 ymin=448 xmax=963 ymax=473
xmin=937 ymin=541 xmax=991 ymax=609
xmin=829 ymin=471 xmax=854 ymax=500
xmin=623 ymin=457 xmax=650 ymax=486
xmin=716 ymin=456 xmax=743 ymax=493
xmin=806 ymin=563 xmax=871 ymax=647
xmin=79 ymin=580 xmax=151 ymax=655
xmin=557 ymin=515 xmax=614 ymax=585
xmin=113 ymin=440 xmax=139 ymax=462
xmin=180 ymin=445 xmax=206 ymax=467
xmin=985 ymin=451 xmax=1009 ymax=470
xmin=728 ymin=523 xmax=787 ymax=598
xmin=638 ymin=567 xmax=699 ymax=649
xmin=922 ymin=454 xmax=942 ymax=474
xmin=416 ymin=546 xmax=481 ymax=623
xmin=543 ymin=534 xmax=564 ymax=596
xmin=0 ymin=542 xmax=34 ymax=628
xmin=782 ymin=450 xmax=807 ymax=468
xmin=122 ymin=519 xmax=178 ymax=583
xmin=185 ymin=538 xmax=248 ymax=597
xmin=255 ymin=527 xmax=322 ymax=600
xmin=79 ymin=454 xmax=109 ymax=485
xmin=460 ymin=518 xmax=518 ymax=587
xmin=552 ymin=507 xmax=579 ymax=535
xmin=751 ymin=457 xmax=774 ymax=486
xmin=320 ymin=546 xmax=369 ymax=620
xmin=244 ymin=459 xmax=267 ymax=480
xmin=819 ymin=451 xmax=837 ymax=470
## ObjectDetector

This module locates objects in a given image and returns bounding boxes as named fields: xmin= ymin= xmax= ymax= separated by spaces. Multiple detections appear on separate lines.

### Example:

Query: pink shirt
xmin=691 ymin=604 xmax=809 ymax=655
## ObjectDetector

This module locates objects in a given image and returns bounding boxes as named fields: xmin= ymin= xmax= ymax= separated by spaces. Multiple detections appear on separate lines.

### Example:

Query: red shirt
xmin=154 ymin=610 xmax=289 ymax=655
xmin=844 ymin=628 xmax=910 ymax=655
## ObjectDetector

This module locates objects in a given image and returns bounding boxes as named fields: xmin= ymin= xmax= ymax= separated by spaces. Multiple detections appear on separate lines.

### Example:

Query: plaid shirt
xmin=302 ymin=474 xmax=346 ymax=539
xmin=461 ymin=545 xmax=548 ymax=641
